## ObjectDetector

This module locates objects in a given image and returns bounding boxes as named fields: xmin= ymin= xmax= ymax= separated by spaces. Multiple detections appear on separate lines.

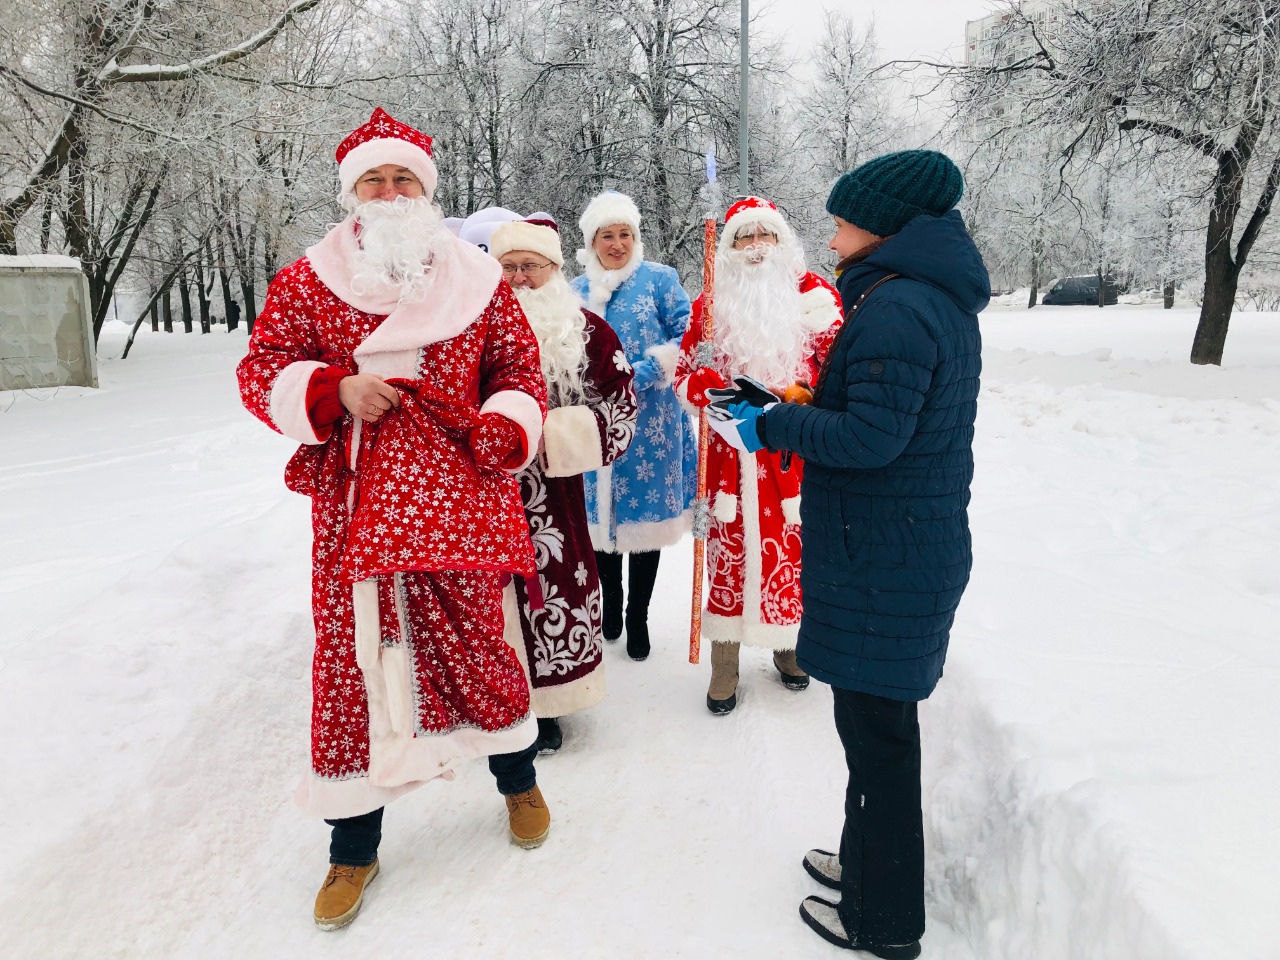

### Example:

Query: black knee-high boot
xmin=595 ymin=550 xmax=623 ymax=641
xmin=625 ymin=550 xmax=661 ymax=661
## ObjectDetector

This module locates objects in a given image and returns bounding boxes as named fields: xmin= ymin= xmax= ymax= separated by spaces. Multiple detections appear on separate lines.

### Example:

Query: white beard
xmin=712 ymin=241 xmax=810 ymax=386
xmin=340 ymin=195 xmax=450 ymax=303
xmin=511 ymin=270 xmax=590 ymax=405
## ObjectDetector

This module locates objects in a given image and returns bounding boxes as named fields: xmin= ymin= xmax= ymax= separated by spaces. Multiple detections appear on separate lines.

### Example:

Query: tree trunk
xmin=194 ymin=250 xmax=212 ymax=334
xmin=150 ymin=299 xmax=159 ymax=332
xmin=1192 ymin=247 xmax=1241 ymax=365
xmin=178 ymin=270 xmax=194 ymax=333
xmin=215 ymin=228 xmax=238 ymax=330
xmin=240 ymin=280 xmax=258 ymax=335
xmin=162 ymin=286 xmax=174 ymax=333
xmin=1163 ymin=279 xmax=1175 ymax=310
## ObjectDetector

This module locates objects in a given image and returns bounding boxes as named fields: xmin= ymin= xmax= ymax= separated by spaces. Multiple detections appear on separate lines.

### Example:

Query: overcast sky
xmin=758 ymin=0 xmax=1002 ymax=65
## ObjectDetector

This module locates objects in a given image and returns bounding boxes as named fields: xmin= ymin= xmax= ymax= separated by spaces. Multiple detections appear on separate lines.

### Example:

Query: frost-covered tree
xmin=948 ymin=0 xmax=1280 ymax=364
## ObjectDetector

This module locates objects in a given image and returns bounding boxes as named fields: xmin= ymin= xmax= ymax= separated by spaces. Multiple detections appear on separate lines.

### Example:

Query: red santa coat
xmin=238 ymin=223 xmax=547 ymax=819
xmin=674 ymin=272 xmax=842 ymax=649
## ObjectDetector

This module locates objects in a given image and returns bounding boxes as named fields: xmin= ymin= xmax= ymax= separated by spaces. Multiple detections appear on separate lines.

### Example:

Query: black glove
xmin=706 ymin=374 xmax=778 ymax=421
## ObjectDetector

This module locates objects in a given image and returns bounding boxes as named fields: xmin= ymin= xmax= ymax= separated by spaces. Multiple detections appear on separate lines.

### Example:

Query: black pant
xmin=832 ymin=687 xmax=925 ymax=944
xmin=594 ymin=549 xmax=661 ymax=622
xmin=326 ymin=741 xmax=538 ymax=866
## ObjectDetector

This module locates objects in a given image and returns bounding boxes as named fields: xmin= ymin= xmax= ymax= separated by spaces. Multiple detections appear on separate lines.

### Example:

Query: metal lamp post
xmin=740 ymin=0 xmax=749 ymax=196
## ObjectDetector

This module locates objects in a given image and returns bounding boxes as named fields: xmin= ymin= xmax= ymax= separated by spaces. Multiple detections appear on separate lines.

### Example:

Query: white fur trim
xmin=702 ymin=612 xmax=799 ymax=650
xmin=491 ymin=220 xmax=564 ymax=266
xmin=480 ymin=390 xmax=545 ymax=472
xmin=645 ymin=342 xmax=680 ymax=389
xmin=739 ymin=452 xmax=764 ymax=641
xmin=268 ymin=360 xmax=328 ymax=444
xmin=799 ymin=284 xmax=840 ymax=332
xmin=531 ymin=667 xmax=607 ymax=717
xmin=338 ymin=138 xmax=440 ymax=200
xmin=713 ymin=491 xmax=738 ymax=523
xmin=295 ymin=716 xmax=535 ymax=819
xmin=575 ymin=243 xmax=645 ymax=314
xmin=723 ymin=205 xmax=789 ymax=246
xmin=578 ymin=191 xmax=641 ymax=246
xmin=612 ymin=512 xmax=691 ymax=552
xmin=296 ymin=575 xmax=536 ymax=820
xmin=542 ymin=405 xmax=604 ymax=478
xmin=783 ymin=495 xmax=801 ymax=526
xmin=352 ymin=578 xmax=380 ymax=670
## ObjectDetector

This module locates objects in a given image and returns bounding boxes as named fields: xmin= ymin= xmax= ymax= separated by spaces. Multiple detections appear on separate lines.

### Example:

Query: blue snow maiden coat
xmin=572 ymin=260 xmax=696 ymax=553
xmin=758 ymin=210 xmax=988 ymax=700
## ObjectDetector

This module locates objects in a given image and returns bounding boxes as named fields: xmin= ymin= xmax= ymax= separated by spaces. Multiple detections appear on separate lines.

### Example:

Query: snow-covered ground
xmin=2 ymin=305 xmax=1277 ymax=959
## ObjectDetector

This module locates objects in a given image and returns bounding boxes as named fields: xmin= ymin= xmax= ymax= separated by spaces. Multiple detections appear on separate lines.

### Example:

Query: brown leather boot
xmin=505 ymin=784 xmax=551 ymax=848
xmin=773 ymin=648 xmax=810 ymax=690
xmin=313 ymin=860 xmax=379 ymax=930
xmin=706 ymin=641 xmax=740 ymax=714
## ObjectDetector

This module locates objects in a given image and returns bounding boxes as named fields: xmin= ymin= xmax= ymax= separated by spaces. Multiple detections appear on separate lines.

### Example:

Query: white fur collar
xmin=575 ymin=241 xmax=645 ymax=314
xmin=306 ymin=218 xmax=502 ymax=356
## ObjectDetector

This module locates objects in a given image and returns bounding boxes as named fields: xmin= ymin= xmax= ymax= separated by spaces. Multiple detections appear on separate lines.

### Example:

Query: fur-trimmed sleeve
xmin=477 ymin=280 xmax=549 ymax=472
xmin=237 ymin=261 xmax=334 ymax=445
xmin=543 ymin=311 xmax=638 ymax=477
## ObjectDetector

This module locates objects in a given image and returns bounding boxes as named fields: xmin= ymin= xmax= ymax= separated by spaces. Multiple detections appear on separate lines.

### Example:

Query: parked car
xmin=1042 ymin=274 xmax=1120 ymax=306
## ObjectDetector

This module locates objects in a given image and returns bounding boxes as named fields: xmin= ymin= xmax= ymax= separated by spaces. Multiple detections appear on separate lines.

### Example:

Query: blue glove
xmin=708 ymin=400 xmax=769 ymax=453
xmin=630 ymin=356 xmax=662 ymax=391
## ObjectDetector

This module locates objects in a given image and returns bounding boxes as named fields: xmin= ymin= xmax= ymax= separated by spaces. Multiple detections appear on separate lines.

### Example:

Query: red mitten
xmin=469 ymin=412 xmax=528 ymax=472
xmin=306 ymin=365 xmax=354 ymax=435
xmin=685 ymin=367 xmax=727 ymax=408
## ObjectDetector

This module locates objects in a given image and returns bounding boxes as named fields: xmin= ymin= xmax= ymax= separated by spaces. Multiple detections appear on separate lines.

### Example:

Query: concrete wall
xmin=0 ymin=257 xmax=98 ymax=390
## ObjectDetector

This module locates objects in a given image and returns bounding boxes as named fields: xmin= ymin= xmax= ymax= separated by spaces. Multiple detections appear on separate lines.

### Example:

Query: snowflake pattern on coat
xmin=570 ymin=261 xmax=695 ymax=551
xmin=674 ymin=271 xmax=841 ymax=648
xmin=513 ymin=312 xmax=636 ymax=714
xmin=238 ymin=258 xmax=546 ymax=789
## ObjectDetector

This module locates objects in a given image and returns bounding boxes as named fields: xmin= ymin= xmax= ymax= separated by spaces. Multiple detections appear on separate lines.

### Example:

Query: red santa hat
xmin=490 ymin=213 xmax=564 ymax=266
xmin=336 ymin=108 xmax=439 ymax=201
xmin=578 ymin=191 xmax=642 ymax=244
xmin=723 ymin=196 xmax=790 ymax=244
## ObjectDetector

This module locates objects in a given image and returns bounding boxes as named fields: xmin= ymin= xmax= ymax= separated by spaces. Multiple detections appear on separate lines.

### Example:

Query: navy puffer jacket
xmin=759 ymin=211 xmax=988 ymax=700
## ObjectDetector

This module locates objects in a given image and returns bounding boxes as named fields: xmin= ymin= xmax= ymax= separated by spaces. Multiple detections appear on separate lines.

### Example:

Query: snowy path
xmin=2 ymin=308 xmax=1277 ymax=959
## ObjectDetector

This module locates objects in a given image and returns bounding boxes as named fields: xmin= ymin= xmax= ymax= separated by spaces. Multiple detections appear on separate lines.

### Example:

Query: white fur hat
xmin=578 ymin=191 xmax=642 ymax=245
xmin=491 ymin=214 xmax=564 ymax=266
xmin=723 ymin=195 xmax=791 ymax=245
xmin=336 ymin=108 xmax=439 ymax=201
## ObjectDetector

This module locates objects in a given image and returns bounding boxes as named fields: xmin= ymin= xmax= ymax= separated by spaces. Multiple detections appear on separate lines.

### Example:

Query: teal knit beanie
xmin=826 ymin=150 xmax=965 ymax=237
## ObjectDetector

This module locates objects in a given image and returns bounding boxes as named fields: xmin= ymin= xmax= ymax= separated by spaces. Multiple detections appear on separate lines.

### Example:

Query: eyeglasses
xmin=732 ymin=231 xmax=778 ymax=248
xmin=501 ymin=262 xmax=554 ymax=277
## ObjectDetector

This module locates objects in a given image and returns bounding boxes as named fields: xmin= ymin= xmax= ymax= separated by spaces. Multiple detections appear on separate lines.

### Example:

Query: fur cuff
xmin=480 ymin=390 xmax=545 ymax=472
xmin=269 ymin=360 xmax=329 ymax=445
xmin=542 ymin=405 xmax=605 ymax=478
xmin=645 ymin=342 xmax=681 ymax=389
xmin=782 ymin=495 xmax=801 ymax=526
xmin=713 ymin=492 xmax=738 ymax=523
xmin=799 ymin=285 xmax=840 ymax=332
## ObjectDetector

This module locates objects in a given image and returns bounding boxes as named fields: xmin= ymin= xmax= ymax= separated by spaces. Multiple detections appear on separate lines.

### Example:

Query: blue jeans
xmin=326 ymin=742 xmax=538 ymax=865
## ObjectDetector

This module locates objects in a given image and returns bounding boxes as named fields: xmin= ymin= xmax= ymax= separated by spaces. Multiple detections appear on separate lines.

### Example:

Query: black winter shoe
xmin=595 ymin=551 xmax=623 ymax=641
xmin=705 ymin=692 xmax=738 ymax=715
xmin=625 ymin=616 xmax=650 ymax=661
xmin=798 ymin=897 xmax=921 ymax=958
xmin=803 ymin=848 xmax=841 ymax=890
xmin=535 ymin=717 xmax=563 ymax=754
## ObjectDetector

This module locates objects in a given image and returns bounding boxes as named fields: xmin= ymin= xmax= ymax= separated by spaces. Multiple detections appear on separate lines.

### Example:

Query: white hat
xmin=578 ymin=191 xmax=641 ymax=245
xmin=491 ymin=214 xmax=564 ymax=266
xmin=457 ymin=207 xmax=522 ymax=252
xmin=336 ymin=108 xmax=439 ymax=201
